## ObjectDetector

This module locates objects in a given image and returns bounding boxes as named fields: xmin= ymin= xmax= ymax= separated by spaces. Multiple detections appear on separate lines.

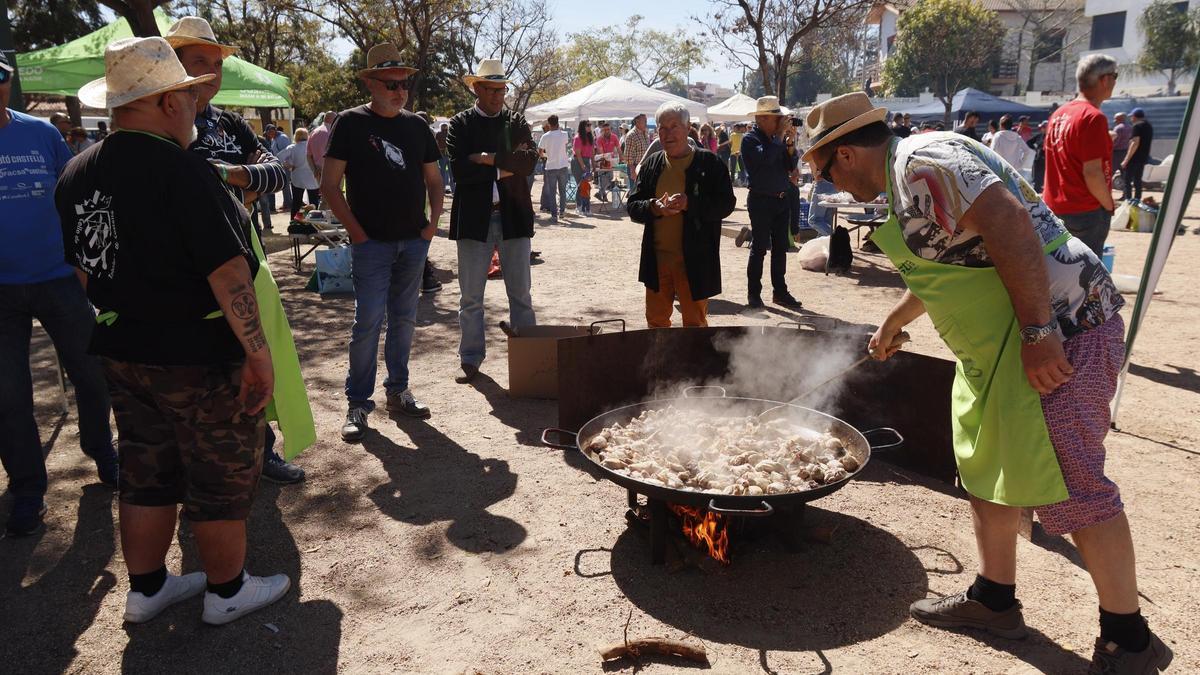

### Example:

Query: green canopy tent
xmin=16 ymin=9 xmax=291 ymax=108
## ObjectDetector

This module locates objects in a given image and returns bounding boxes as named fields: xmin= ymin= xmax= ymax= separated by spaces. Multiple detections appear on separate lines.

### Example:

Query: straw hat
xmin=801 ymin=92 xmax=889 ymax=162
xmin=463 ymin=59 xmax=511 ymax=89
xmin=357 ymin=43 xmax=416 ymax=79
xmin=78 ymin=37 xmax=215 ymax=110
xmin=163 ymin=16 xmax=238 ymax=57
xmin=753 ymin=96 xmax=787 ymax=117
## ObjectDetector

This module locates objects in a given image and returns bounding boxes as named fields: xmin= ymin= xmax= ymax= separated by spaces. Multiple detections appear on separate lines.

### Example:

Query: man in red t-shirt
xmin=1043 ymin=54 xmax=1119 ymax=256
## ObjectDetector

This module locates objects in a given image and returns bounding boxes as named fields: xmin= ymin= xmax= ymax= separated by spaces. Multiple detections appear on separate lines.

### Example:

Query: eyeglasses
xmin=376 ymin=78 xmax=413 ymax=91
xmin=816 ymin=146 xmax=839 ymax=182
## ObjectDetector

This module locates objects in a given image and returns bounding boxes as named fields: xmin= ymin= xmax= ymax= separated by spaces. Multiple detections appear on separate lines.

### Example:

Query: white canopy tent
xmin=524 ymin=77 xmax=707 ymax=125
xmin=706 ymin=93 xmax=793 ymax=122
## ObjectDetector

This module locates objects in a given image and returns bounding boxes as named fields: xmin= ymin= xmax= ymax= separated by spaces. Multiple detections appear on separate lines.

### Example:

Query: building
xmin=686 ymin=82 xmax=737 ymax=105
xmin=1081 ymin=0 xmax=1197 ymax=96
xmin=866 ymin=0 xmax=1090 ymax=96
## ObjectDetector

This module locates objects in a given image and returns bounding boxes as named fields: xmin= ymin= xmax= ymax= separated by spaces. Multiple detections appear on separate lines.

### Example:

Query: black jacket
xmin=447 ymin=107 xmax=538 ymax=241
xmin=627 ymin=149 xmax=736 ymax=301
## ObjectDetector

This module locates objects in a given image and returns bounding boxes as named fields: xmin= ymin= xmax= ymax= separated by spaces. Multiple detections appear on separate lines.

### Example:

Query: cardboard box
xmin=507 ymin=325 xmax=594 ymax=399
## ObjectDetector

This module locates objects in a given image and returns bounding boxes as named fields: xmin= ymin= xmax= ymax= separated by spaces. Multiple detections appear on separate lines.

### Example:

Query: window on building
xmin=1035 ymin=29 xmax=1066 ymax=63
xmin=1089 ymin=12 xmax=1125 ymax=50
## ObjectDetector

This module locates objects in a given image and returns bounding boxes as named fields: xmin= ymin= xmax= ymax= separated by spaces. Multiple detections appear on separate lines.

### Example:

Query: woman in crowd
xmin=572 ymin=120 xmax=594 ymax=185
xmin=700 ymin=124 xmax=719 ymax=153
xmin=278 ymin=127 xmax=320 ymax=220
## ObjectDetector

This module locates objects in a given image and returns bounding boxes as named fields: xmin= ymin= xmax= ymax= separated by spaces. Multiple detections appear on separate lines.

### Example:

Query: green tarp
xmin=16 ymin=9 xmax=291 ymax=108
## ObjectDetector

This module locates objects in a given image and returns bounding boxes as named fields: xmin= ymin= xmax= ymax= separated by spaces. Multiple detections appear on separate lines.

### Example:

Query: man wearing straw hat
xmin=59 ymin=37 xmax=290 ymax=625
xmin=321 ymin=43 xmax=444 ymax=440
xmin=165 ymin=16 xmax=305 ymax=484
xmin=741 ymin=95 xmax=802 ymax=310
xmin=802 ymin=92 xmax=1169 ymax=673
xmin=446 ymin=59 xmax=538 ymax=383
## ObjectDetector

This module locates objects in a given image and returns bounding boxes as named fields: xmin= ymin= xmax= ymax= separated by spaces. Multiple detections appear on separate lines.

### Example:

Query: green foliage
xmin=1136 ymin=0 xmax=1200 ymax=95
xmin=10 ymin=0 xmax=106 ymax=51
xmin=281 ymin=54 xmax=365 ymax=122
xmin=882 ymin=0 xmax=1004 ymax=118
xmin=562 ymin=15 xmax=706 ymax=89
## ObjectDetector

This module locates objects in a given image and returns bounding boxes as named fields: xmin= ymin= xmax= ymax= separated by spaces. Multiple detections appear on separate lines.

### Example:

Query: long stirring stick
xmin=785 ymin=331 xmax=912 ymax=405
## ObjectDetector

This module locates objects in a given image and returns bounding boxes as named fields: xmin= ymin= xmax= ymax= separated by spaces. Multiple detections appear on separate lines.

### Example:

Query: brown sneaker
xmin=1088 ymin=632 xmax=1173 ymax=674
xmin=909 ymin=591 xmax=1028 ymax=639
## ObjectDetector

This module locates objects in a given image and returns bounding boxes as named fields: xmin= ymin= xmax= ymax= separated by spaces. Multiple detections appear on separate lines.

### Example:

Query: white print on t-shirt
xmin=369 ymin=135 xmax=407 ymax=171
xmin=198 ymin=128 xmax=243 ymax=158
xmin=0 ymin=148 xmax=54 ymax=202
xmin=73 ymin=189 xmax=118 ymax=279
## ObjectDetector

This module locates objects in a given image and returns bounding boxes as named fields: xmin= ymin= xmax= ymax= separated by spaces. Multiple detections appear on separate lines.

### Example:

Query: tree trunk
xmin=1167 ymin=70 xmax=1177 ymax=97
xmin=943 ymin=98 xmax=952 ymax=129
xmin=98 ymin=0 xmax=163 ymax=38
xmin=1025 ymin=59 xmax=1039 ymax=95
xmin=65 ymin=96 xmax=83 ymax=126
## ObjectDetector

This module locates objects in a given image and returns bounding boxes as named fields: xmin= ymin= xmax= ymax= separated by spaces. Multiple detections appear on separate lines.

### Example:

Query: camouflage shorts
xmin=101 ymin=359 xmax=265 ymax=521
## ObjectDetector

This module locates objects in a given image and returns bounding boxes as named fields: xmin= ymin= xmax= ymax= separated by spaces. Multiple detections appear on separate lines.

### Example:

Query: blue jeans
xmin=457 ymin=213 xmax=536 ymax=367
xmin=806 ymin=179 xmax=836 ymax=236
xmin=438 ymin=156 xmax=454 ymax=192
xmin=255 ymin=193 xmax=273 ymax=231
xmin=0 ymin=276 xmax=114 ymax=498
xmin=543 ymin=168 xmax=569 ymax=218
xmin=345 ymin=237 xmax=430 ymax=411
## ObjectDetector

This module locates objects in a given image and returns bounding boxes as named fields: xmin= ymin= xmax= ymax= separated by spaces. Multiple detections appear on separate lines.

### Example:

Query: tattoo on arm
xmin=230 ymin=288 xmax=258 ymax=320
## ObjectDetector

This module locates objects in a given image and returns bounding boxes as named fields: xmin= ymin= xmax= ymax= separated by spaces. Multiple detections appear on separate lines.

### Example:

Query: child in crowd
xmin=577 ymin=171 xmax=593 ymax=215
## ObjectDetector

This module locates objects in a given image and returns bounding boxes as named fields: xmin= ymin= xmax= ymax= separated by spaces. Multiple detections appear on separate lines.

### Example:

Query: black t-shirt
xmin=1130 ymin=120 xmax=1153 ymax=163
xmin=324 ymin=105 xmax=440 ymax=240
xmin=892 ymin=122 xmax=911 ymax=138
xmin=56 ymin=131 xmax=258 ymax=365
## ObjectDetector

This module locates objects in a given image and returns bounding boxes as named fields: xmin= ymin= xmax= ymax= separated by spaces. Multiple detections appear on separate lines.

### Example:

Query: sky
xmin=543 ymin=0 xmax=744 ymax=89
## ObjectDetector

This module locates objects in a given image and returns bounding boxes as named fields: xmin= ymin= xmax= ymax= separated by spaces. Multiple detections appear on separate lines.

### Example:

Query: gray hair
xmin=654 ymin=101 xmax=691 ymax=128
xmin=1076 ymin=53 xmax=1118 ymax=89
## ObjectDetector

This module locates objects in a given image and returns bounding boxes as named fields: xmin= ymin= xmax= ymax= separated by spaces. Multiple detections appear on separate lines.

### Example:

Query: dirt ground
xmin=2 ymin=180 xmax=1198 ymax=675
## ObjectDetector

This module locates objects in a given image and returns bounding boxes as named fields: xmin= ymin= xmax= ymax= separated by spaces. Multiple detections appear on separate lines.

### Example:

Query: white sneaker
xmin=201 ymin=571 xmax=291 ymax=626
xmin=123 ymin=571 xmax=207 ymax=623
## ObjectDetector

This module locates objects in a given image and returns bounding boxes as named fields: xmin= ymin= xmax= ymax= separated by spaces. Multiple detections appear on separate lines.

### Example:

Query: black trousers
xmin=747 ymin=194 xmax=790 ymax=298
xmin=1122 ymin=160 xmax=1146 ymax=202
xmin=290 ymin=186 xmax=321 ymax=218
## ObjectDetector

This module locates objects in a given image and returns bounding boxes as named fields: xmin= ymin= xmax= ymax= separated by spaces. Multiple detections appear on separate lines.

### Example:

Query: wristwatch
xmin=1020 ymin=320 xmax=1059 ymax=345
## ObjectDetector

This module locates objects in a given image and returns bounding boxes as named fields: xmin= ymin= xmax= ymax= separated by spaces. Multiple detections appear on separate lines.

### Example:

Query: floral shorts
xmin=1034 ymin=315 xmax=1126 ymax=536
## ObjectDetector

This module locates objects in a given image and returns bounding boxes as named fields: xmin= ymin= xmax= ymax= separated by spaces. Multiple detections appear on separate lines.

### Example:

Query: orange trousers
xmin=645 ymin=257 xmax=708 ymax=328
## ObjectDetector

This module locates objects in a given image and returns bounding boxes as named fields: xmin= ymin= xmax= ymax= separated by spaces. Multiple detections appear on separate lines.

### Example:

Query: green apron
xmin=869 ymin=146 xmax=1069 ymax=506
xmin=96 ymin=134 xmax=316 ymax=460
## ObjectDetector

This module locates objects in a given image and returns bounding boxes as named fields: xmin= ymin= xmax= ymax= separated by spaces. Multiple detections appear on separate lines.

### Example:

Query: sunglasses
xmin=816 ymin=146 xmax=839 ymax=182
xmin=376 ymin=78 xmax=413 ymax=91
xmin=0 ymin=69 xmax=11 ymax=85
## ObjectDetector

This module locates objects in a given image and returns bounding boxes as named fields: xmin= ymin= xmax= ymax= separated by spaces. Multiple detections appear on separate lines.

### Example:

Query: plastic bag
xmin=1110 ymin=201 xmax=1130 ymax=231
xmin=798 ymin=236 xmax=830 ymax=272
xmin=315 ymin=246 xmax=354 ymax=294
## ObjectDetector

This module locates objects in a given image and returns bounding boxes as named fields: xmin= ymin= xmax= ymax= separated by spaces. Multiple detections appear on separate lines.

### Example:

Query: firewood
xmin=598 ymin=638 xmax=709 ymax=663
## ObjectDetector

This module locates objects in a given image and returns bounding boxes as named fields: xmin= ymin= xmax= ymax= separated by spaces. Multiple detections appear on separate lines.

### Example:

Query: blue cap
xmin=1130 ymin=108 xmax=1145 ymax=118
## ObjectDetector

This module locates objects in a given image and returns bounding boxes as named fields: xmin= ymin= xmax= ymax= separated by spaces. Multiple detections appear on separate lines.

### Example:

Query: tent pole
xmin=1110 ymin=64 xmax=1200 ymax=427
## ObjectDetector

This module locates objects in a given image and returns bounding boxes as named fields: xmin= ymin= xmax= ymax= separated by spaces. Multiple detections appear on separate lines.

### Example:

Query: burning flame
xmin=670 ymin=505 xmax=730 ymax=565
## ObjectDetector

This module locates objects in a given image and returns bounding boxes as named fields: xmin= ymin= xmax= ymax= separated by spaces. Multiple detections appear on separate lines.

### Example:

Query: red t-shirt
xmin=1042 ymin=99 xmax=1112 ymax=215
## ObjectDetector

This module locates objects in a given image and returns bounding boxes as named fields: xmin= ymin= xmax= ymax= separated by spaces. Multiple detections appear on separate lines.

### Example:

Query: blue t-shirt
xmin=0 ymin=110 xmax=75 ymax=284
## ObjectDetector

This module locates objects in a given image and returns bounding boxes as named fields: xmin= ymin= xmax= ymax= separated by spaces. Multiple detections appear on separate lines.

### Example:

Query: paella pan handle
xmin=862 ymin=427 xmax=904 ymax=451
xmin=682 ymin=385 xmax=727 ymax=398
xmin=706 ymin=500 xmax=775 ymax=518
xmin=777 ymin=316 xmax=838 ymax=331
xmin=541 ymin=427 xmax=579 ymax=450
xmin=589 ymin=319 xmax=626 ymax=334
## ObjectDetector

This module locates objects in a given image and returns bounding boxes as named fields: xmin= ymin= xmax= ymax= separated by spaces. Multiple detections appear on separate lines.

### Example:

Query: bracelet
xmin=216 ymin=164 xmax=229 ymax=182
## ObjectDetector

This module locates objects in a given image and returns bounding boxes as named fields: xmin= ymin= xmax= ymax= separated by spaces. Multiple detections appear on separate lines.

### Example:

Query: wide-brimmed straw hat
xmin=78 ymin=37 xmax=216 ymax=110
xmin=801 ymin=92 xmax=889 ymax=163
xmin=163 ymin=16 xmax=238 ymax=57
xmin=753 ymin=96 xmax=789 ymax=117
xmin=463 ymin=59 xmax=511 ymax=89
xmin=357 ymin=43 xmax=417 ymax=79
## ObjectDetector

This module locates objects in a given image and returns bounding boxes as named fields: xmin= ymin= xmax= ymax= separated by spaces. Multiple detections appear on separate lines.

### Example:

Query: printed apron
xmin=869 ymin=148 xmax=1068 ymax=507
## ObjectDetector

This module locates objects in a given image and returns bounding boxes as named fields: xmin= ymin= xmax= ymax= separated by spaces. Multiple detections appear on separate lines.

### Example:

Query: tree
xmin=10 ymin=0 xmax=107 ymax=121
xmin=882 ymin=0 xmax=1004 ymax=127
xmin=1001 ymin=0 xmax=1088 ymax=95
xmin=698 ymin=0 xmax=871 ymax=103
xmin=463 ymin=0 xmax=566 ymax=112
xmin=282 ymin=53 xmax=365 ymax=122
xmin=562 ymin=15 xmax=706 ymax=90
xmin=1136 ymin=0 xmax=1200 ymax=96
xmin=96 ymin=0 xmax=168 ymax=37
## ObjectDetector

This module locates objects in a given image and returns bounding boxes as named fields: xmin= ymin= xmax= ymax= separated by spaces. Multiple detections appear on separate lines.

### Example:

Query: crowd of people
xmin=0 ymin=16 xmax=1176 ymax=670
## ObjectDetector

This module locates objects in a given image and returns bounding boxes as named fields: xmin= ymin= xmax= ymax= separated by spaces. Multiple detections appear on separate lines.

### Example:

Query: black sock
xmin=967 ymin=574 xmax=1017 ymax=612
xmin=129 ymin=566 xmax=167 ymax=597
xmin=207 ymin=571 xmax=245 ymax=599
xmin=1100 ymin=607 xmax=1150 ymax=652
